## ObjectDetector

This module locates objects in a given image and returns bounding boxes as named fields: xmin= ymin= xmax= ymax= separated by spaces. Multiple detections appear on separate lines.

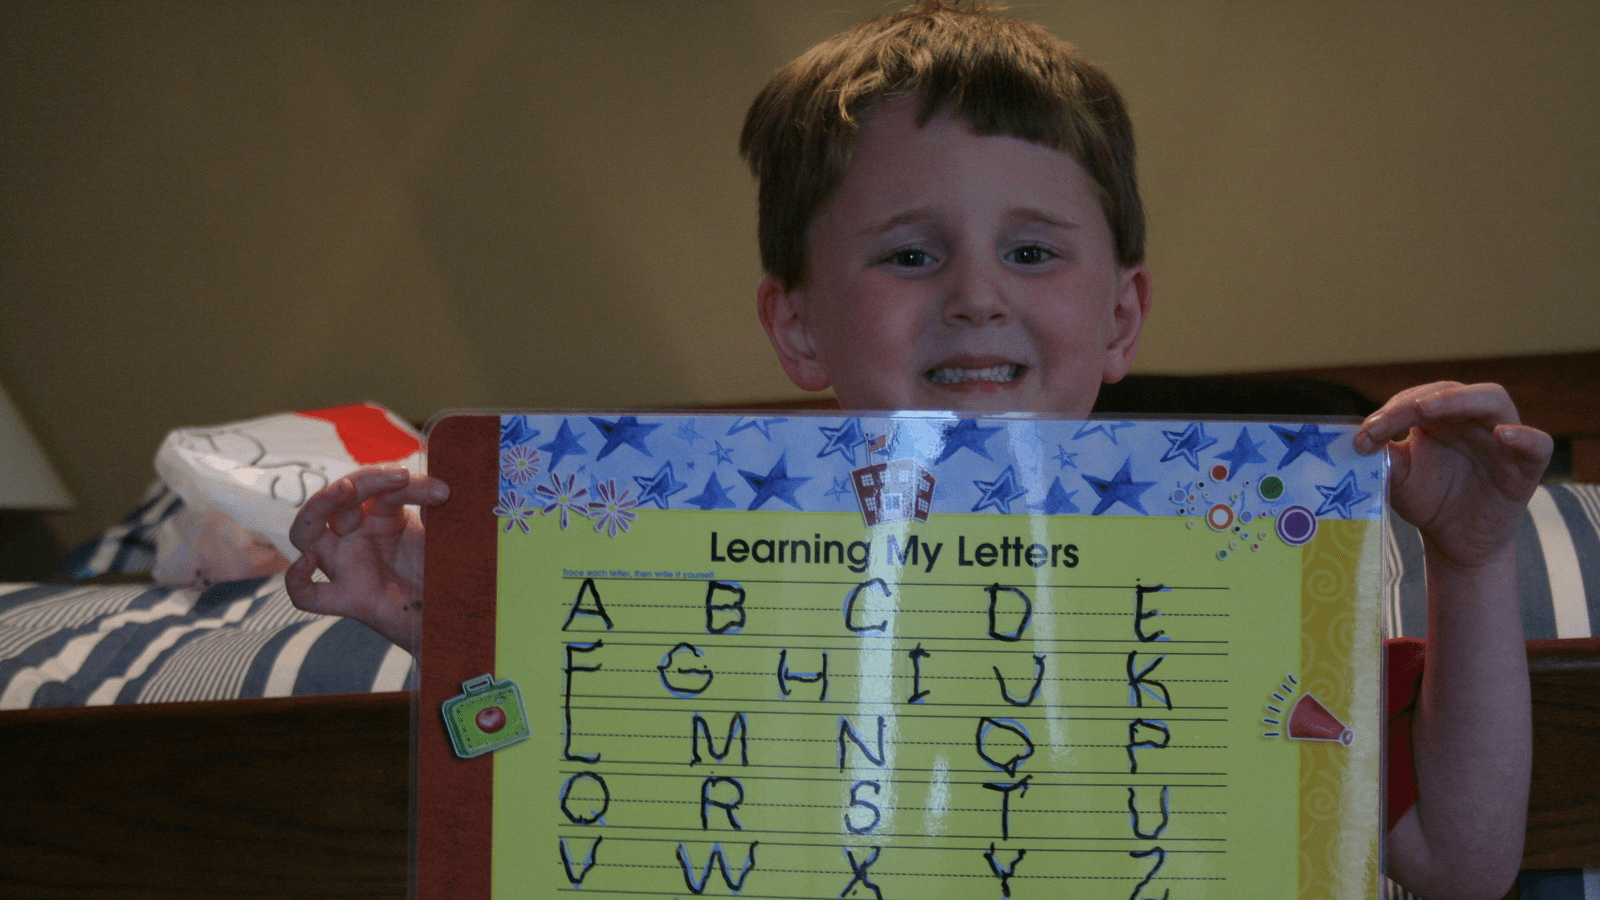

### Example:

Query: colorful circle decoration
xmin=1206 ymin=503 xmax=1235 ymax=531
xmin=1258 ymin=475 xmax=1285 ymax=502
xmin=1211 ymin=464 xmax=1229 ymax=482
xmin=1276 ymin=505 xmax=1318 ymax=546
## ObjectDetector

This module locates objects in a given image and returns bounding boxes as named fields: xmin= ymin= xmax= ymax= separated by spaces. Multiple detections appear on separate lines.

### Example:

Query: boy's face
xmin=759 ymin=98 xmax=1150 ymax=416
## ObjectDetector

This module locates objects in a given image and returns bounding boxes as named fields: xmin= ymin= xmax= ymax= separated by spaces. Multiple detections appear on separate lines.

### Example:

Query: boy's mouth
xmin=925 ymin=364 xmax=1024 ymax=385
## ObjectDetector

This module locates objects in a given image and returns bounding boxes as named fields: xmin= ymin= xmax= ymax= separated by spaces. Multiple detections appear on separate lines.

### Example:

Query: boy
xmin=288 ymin=4 xmax=1551 ymax=897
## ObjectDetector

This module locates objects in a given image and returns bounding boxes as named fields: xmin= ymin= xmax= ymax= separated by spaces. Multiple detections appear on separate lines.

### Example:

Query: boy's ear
xmin=757 ymin=275 xmax=832 ymax=392
xmin=1100 ymin=263 xmax=1152 ymax=385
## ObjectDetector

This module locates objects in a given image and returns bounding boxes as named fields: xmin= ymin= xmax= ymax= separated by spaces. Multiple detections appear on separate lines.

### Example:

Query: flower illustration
xmin=535 ymin=471 xmax=589 ymax=530
xmin=501 ymin=445 xmax=542 ymax=485
xmin=493 ymin=490 xmax=539 ymax=534
xmin=588 ymin=478 xmax=638 ymax=538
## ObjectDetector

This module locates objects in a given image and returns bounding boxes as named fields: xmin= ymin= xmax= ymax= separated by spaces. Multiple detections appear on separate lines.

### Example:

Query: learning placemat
xmin=416 ymin=412 xmax=1385 ymax=900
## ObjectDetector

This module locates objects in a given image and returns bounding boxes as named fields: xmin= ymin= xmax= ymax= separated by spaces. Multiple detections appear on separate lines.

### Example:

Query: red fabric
xmin=1385 ymin=637 xmax=1425 ymax=831
xmin=299 ymin=403 xmax=422 ymax=465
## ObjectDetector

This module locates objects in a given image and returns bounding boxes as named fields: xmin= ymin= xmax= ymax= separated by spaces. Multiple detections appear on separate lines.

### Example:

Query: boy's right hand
xmin=286 ymin=464 xmax=449 ymax=655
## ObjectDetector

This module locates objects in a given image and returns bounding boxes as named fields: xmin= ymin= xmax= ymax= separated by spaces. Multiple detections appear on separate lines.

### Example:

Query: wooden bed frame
xmin=1 ymin=350 xmax=1595 ymax=899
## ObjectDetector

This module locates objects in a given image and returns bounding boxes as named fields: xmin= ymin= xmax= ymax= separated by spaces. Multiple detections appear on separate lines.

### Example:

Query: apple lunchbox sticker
xmin=442 ymin=674 xmax=533 ymax=759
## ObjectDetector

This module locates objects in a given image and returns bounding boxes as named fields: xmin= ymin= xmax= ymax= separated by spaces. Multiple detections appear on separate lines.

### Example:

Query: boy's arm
xmin=285 ymin=464 xmax=449 ymax=655
xmin=1355 ymin=382 xmax=1551 ymax=900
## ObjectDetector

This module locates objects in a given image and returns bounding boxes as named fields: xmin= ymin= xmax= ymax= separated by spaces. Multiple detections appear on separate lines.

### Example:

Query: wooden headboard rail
xmin=1525 ymin=637 xmax=1600 ymax=870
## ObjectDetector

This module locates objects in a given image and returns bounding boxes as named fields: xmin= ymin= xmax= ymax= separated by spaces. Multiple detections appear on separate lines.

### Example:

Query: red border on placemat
xmin=416 ymin=414 xmax=499 ymax=900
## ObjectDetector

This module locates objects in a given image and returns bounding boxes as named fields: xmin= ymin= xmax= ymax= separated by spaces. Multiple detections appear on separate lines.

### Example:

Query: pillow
xmin=60 ymin=482 xmax=184 ymax=578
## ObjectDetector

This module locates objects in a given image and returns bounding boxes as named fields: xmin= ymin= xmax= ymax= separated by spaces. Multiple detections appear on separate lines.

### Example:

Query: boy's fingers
xmin=290 ymin=466 xmax=413 ymax=548
xmin=1498 ymin=424 xmax=1555 ymax=474
xmin=1409 ymin=382 xmax=1519 ymax=425
xmin=289 ymin=478 xmax=353 ymax=550
xmin=342 ymin=465 xmax=414 ymax=501
xmin=1357 ymin=382 xmax=1518 ymax=451
xmin=285 ymin=552 xmax=322 ymax=610
xmin=365 ymin=475 xmax=451 ymax=518
xmin=331 ymin=504 xmax=367 ymax=537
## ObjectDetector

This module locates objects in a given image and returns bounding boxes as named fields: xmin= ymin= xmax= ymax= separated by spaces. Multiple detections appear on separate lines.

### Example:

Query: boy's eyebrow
xmin=858 ymin=207 xmax=1084 ymax=237
xmin=858 ymin=208 xmax=938 ymax=237
xmin=1009 ymin=207 xmax=1084 ymax=230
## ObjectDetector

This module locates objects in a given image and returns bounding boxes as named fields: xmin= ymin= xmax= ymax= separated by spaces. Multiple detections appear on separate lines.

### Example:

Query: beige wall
xmin=3 ymin=1 xmax=1597 ymax=546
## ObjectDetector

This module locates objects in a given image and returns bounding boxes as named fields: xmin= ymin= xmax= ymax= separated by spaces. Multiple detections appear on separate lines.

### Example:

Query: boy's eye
xmin=1006 ymin=245 xmax=1055 ymax=265
xmin=883 ymin=248 xmax=935 ymax=268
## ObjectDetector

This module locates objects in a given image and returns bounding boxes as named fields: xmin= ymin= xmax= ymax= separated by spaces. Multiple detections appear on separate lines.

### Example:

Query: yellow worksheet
xmin=418 ymin=412 xmax=1385 ymax=900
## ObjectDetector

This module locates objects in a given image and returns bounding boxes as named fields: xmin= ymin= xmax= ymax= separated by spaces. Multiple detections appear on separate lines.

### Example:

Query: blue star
xmin=1271 ymin=423 xmax=1339 ymax=470
xmin=500 ymin=416 xmax=540 ymax=450
xmin=738 ymin=453 xmax=811 ymax=511
xmin=634 ymin=462 xmax=688 ymax=509
xmin=709 ymin=440 xmax=735 ymax=467
xmin=1083 ymin=457 xmax=1156 ymax=516
xmin=825 ymin=476 xmax=853 ymax=501
xmin=1037 ymin=476 xmax=1081 ymax=515
xmin=817 ymin=419 xmax=866 ymax=466
xmin=685 ymin=472 xmax=738 ymax=510
xmin=1074 ymin=420 xmax=1136 ymax=445
xmin=590 ymin=415 xmax=659 ymax=461
xmin=538 ymin=419 xmax=587 ymax=470
xmin=1314 ymin=470 xmax=1373 ymax=518
xmin=1052 ymin=444 xmax=1079 ymax=469
xmin=935 ymin=419 xmax=1003 ymax=464
xmin=727 ymin=417 xmax=787 ymax=440
xmin=673 ymin=419 xmax=707 ymax=447
xmin=1160 ymin=422 xmax=1219 ymax=471
xmin=972 ymin=466 xmax=1027 ymax=514
xmin=1214 ymin=427 xmax=1269 ymax=474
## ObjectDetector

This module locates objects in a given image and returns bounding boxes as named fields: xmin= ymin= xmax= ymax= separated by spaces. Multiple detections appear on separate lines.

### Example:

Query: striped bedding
xmin=0 ymin=574 xmax=414 ymax=708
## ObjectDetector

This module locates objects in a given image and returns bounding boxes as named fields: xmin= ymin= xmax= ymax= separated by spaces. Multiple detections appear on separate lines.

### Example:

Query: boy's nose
xmin=941 ymin=262 xmax=1011 ymax=326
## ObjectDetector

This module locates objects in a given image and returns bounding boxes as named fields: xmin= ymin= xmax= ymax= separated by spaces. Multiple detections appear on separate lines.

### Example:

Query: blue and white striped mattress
xmin=0 ymin=573 xmax=413 ymax=708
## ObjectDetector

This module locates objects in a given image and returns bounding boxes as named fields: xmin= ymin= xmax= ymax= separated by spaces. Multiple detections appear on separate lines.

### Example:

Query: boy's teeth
xmin=926 ymin=364 xmax=1021 ymax=384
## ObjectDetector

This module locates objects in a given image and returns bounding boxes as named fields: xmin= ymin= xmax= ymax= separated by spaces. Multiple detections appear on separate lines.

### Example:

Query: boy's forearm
xmin=1391 ymin=541 xmax=1530 ymax=899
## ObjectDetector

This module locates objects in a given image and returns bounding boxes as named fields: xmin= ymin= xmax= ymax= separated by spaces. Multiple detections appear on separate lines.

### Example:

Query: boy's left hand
xmin=1355 ymin=381 xmax=1552 ymax=568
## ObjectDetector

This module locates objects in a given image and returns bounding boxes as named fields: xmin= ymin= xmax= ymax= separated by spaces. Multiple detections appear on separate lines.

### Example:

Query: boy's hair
xmin=740 ymin=0 xmax=1144 ymax=290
